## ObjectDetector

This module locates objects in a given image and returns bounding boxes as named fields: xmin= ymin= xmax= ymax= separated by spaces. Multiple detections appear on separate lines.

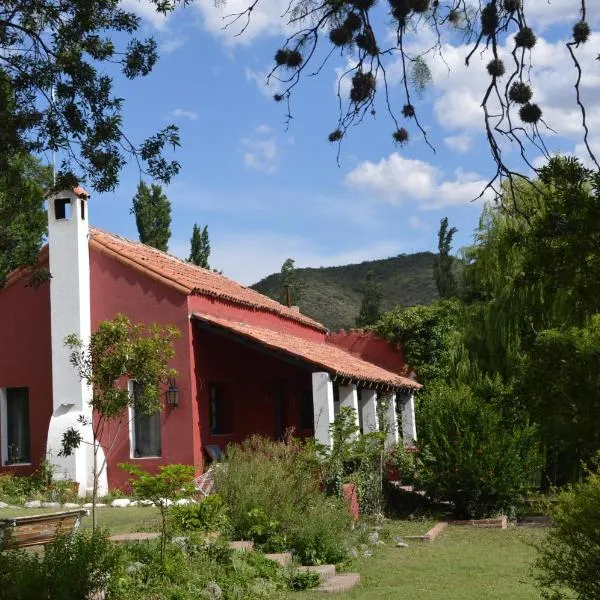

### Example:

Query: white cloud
xmin=245 ymin=67 xmax=284 ymax=98
xmin=161 ymin=36 xmax=187 ymax=54
xmin=444 ymin=133 xmax=473 ymax=153
xmin=239 ymin=126 xmax=279 ymax=173
xmin=195 ymin=0 xmax=293 ymax=44
xmin=526 ymin=0 xmax=600 ymax=29
xmin=345 ymin=152 xmax=492 ymax=209
xmin=120 ymin=0 xmax=169 ymax=30
xmin=408 ymin=215 xmax=429 ymax=231
xmin=169 ymin=108 xmax=198 ymax=121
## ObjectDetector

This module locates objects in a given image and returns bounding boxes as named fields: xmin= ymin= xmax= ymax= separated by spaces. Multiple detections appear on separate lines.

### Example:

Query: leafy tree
xmin=60 ymin=314 xmax=179 ymax=528
xmin=121 ymin=463 xmax=195 ymax=563
xmin=0 ymin=1 xmax=182 ymax=193
xmin=217 ymin=1 xmax=598 ymax=185
xmin=280 ymin=258 xmax=301 ymax=306
xmin=131 ymin=182 xmax=172 ymax=252
xmin=433 ymin=217 xmax=457 ymax=299
xmin=188 ymin=223 xmax=210 ymax=269
xmin=355 ymin=271 xmax=382 ymax=328
xmin=0 ymin=154 xmax=53 ymax=286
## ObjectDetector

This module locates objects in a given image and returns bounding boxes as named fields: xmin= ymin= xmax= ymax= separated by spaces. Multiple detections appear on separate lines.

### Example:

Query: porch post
xmin=312 ymin=372 xmax=334 ymax=450
xmin=385 ymin=392 xmax=399 ymax=448
xmin=399 ymin=391 xmax=417 ymax=446
xmin=338 ymin=384 xmax=359 ymax=440
xmin=360 ymin=388 xmax=379 ymax=434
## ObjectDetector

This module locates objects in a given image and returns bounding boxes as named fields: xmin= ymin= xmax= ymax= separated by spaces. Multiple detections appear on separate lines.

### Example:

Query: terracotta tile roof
xmin=89 ymin=228 xmax=326 ymax=331
xmin=193 ymin=313 xmax=421 ymax=391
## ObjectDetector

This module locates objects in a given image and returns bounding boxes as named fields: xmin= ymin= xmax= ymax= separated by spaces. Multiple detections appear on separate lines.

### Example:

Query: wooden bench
xmin=0 ymin=509 xmax=88 ymax=549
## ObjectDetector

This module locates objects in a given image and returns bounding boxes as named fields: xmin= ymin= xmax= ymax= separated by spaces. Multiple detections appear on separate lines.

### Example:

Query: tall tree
xmin=355 ymin=271 xmax=383 ymax=328
xmin=280 ymin=258 xmax=301 ymax=306
xmin=433 ymin=217 xmax=458 ymax=299
xmin=131 ymin=182 xmax=171 ymax=252
xmin=188 ymin=224 xmax=210 ymax=269
xmin=0 ymin=154 xmax=53 ymax=287
xmin=0 ymin=1 xmax=182 ymax=193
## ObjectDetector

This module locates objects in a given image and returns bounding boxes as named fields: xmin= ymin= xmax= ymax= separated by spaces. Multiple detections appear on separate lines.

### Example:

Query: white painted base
xmin=385 ymin=393 xmax=399 ymax=449
xmin=46 ymin=405 xmax=107 ymax=497
xmin=312 ymin=372 xmax=334 ymax=450
xmin=339 ymin=384 xmax=359 ymax=440
xmin=360 ymin=389 xmax=379 ymax=434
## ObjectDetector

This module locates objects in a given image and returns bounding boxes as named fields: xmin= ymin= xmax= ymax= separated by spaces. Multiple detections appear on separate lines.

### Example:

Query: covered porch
xmin=192 ymin=313 xmax=419 ymax=463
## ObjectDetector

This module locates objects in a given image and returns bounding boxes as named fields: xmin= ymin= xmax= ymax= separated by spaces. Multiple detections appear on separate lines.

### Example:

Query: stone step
xmin=315 ymin=573 xmax=360 ymax=593
xmin=264 ymin=551 xmax=293 ymax=566
xmin=298 ymin=564 xmax=336 ymax=582
xmin=229 ymin=540 xmax=254 ymax=551
xmin=109 ymin=532 xmax=160 ymax=543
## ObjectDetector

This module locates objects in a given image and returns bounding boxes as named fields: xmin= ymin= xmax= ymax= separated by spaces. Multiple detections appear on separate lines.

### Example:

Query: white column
xmin=360 ymin=389 xmax=379 ymax=434
xmin=312 ymin=372 xmax=335 ymax=450
xmin=399 ymin=391 xmax=417 ymax=447
xmin=338 ymin=384 xmax=359 ymax=439
xmin=46 ymin=189 xmax=106 ymax=496
xmin=385 ymin=393 xmax=399 ymax=448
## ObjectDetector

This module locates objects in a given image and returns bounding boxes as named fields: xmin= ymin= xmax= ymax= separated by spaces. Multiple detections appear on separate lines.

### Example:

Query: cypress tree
xmin=188 ymin=223 xmax=210 ymax=269
xmin=433 ymin=217 xmax=458 ymax=299
xmin=131 ymin=182 xmax=171 ymax=252
xmin=356 ymin=271 xmax=383 ymax=327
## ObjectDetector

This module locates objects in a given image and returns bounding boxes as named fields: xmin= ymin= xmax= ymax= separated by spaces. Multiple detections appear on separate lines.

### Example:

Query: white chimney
xmin=45 ymin=188 xmax=106 ymax=496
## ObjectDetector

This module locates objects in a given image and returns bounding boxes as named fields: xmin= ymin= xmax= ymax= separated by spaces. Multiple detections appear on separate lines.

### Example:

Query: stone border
xmin=0 ymin=498 xmax=195 ymax=510
xmin=448 ymin=516 xmax=508 ymax=529
xmin=404 ymin=521 xmax=448 ymax=543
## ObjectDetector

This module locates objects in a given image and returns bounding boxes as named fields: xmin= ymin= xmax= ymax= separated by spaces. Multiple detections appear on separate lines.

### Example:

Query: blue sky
xmin=86 ymin=0 xmax=600 ymax=284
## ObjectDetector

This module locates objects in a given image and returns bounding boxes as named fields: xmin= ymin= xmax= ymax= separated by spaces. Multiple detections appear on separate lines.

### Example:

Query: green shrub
xmin=168 ymin=494 xmax=231 ymax=535
xmin=214 ymin=435 xmax=351 ymax=565
xmin=534 ymin=464 xmax=600 ymax=600
xmin=417 ymin=382 xmax=540 ymax=518
xmin=286 ymin=568 xmax=320 ymax=590
xmin=0 ymin=529 xmax=121 ymax=600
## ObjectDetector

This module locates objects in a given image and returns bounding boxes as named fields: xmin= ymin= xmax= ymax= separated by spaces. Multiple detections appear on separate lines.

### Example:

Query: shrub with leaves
xmin=168 ymin=494 xmax=231 ymax=536
xmin=417 ymin=382 xmax=540 ymax=518
xmin=534 ymin=462 xmax=600 ymax=600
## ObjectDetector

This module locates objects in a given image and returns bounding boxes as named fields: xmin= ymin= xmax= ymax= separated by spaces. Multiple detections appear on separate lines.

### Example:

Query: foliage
xmin=279 ymin=257 xmax=301 ymax=306
xmin=0 ymin=1 xmax=181 ymax=192
xmin=534 ymin=462 xmax=600 ymax=600
xmin=433 ymin=217 xmax=458 ymax=299
xmin=355 ymin=271 xmax=383 ymax=328
xmin=188 ymin=223 xmax=210 ymax=268
xmin=241 ymin=507 xmax=288 ymax=552
xmin=252 ymin=251 xmax=439 ymax=331
xmin=377 ymin=300 xmax=467 ymax=385
xmin=121 ymin=463 xmax=195 ymax=562
xmin=416 ymin=382 xmax=541 ymax=518
xmin=0 ymin=154 xmax=53 ymax=286
xmin=60 ymin=314 xmax=179 ymax=528
xmin=0 ymin=529 xmax=121 ymax=600
xmin=520 ymin=317 xmax=600 ymax=486
xmin=168 ymin=494 xmax=231 ymax=535
xmin=131 ymin=181 xmax=172 ymax=252
xmin=213 ymin=435 xmax=351 ymax=565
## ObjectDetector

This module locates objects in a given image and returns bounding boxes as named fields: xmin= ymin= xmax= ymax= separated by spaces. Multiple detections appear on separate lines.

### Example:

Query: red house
xmin=0 ymin=188 xmax=419 ymax=494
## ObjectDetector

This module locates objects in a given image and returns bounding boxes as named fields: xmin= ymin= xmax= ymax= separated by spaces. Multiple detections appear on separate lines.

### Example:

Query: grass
xmin=0 ymin=506 xmax=161 ymax=534
xmin=289 ymin=521 xmax=545 ymax=600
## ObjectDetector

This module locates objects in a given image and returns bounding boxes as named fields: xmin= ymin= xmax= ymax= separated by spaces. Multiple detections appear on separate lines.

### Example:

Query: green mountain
xmin=251 ymin=252 xmax=439 ymax=331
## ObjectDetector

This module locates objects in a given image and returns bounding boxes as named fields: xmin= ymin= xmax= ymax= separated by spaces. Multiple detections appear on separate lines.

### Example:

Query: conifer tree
xmin=356 ymin=271 xmax=383 ymax=328
xmin=433 ymin=217 xmax=457 ymax=299
xmin=188 ymin=223 xmax=210 ymax=269
xmin=131 ymin=182 xmax=171 ymax=252
xmin=279 ymin=258 xmax=301 ymax=306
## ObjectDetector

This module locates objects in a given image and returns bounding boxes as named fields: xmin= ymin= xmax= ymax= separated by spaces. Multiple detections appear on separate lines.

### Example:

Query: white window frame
xmin=0 ymin=387 xmax=32 ymax=466
xmin=127 ymin=380 xmax=161 ymax=460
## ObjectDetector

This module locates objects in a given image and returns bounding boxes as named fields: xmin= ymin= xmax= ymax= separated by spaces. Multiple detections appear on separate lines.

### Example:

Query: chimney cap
xmin=45 ymin=186 xmax=90 ymax=199
xmin=290 ymin=305 xmax=300 ymax=313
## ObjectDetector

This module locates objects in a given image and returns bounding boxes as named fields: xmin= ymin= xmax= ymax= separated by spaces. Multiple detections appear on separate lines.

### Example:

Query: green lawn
xmin=291 ymin=521 xmax=545 ymax=600
xmin=0 ymin=506 xmax=161 ymax=534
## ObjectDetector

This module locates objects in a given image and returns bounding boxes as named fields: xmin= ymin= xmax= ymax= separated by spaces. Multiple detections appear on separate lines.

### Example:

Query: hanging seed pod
xmin=503 ymin=0 xmax=520 ymax=12
xmin=515 ymin=26 xmax=536 ymax=49
xmin=390 ymin=0 xmax=411 ymax=23
xmin=328 ymin=129 xmax=343 ymax=142
xmin=393 ymin=128 xmax=409 ymax=144
xmin=273 ymin=94 xmax=284 ymax=102
xmin=508 ymin=81 xmax=532 ymax=104
xmin=448 ymin=9 xmax=460 ymax=24
xmin=481 ymin=3 xmax=498 ymax=37
xmin=350 ymin=71 xmax=376 ymax=103
xmin=487 ymin=58 xmax=505 ymax=77
xmin=351 ymin=0 xmax=376 ymax=9
xmin=356 ymin=30 xmax=379 ymax=55
xmin=402 ymin=104 xmax=415 ymax=118
xmin=274 ymin=49 xmax=290 ymax=65
xmin=285 ymin=50 xmax=303 ymax=68
xmin=410 ymin=0 xmax=430 ymax=13
xmin=519 ymin=102 xmax=542 ymax=124
xmin=344 ymin=12 xmax=363 ymax=32
xmin=573 ymin=21 xmax=591 ymax=44
xmin=330 ymin=26 xmax=354 ymax=46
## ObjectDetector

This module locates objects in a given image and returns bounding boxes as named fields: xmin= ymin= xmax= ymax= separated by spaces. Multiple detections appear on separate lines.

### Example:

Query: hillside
xmin=251 ymin=252 xmax=439 ymax=331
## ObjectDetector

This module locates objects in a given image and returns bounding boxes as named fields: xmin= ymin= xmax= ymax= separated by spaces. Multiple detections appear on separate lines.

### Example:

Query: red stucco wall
xmin=0 ymin=278 xmax=52 ymax=476
xmin=90 ymin=249 xmax=197 ymax=488
xmin=327 ymin=330 xmax=407 ymax=375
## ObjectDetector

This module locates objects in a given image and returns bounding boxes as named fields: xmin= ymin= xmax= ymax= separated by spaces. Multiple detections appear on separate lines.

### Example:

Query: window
xmin=299 ymin=389 xmax=314 ymax=431
xmin=1 ymin=387 xmax=31 ymax=465
xmin=130 ymin=382 xmax=161 ymax=458
xmin=54 ymin=198 xmax=72 ymax=220
xmin=209 ymin=383 xmax=233 ymax=435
